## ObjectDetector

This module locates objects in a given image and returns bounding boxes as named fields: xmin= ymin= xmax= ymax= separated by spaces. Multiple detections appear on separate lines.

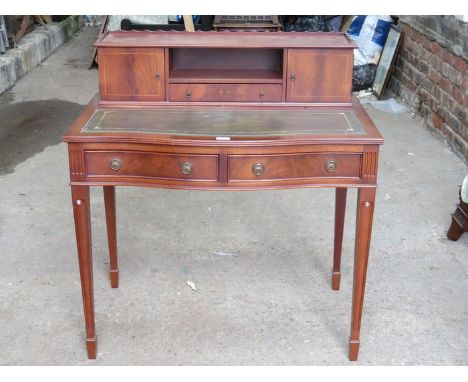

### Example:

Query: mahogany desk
xmin=64 ymin=95 xmax=383 ymax=361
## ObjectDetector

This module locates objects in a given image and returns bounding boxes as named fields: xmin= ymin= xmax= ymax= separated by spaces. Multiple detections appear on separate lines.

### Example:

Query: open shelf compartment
xmin=169 ymin=48 xmax=284 ymax=84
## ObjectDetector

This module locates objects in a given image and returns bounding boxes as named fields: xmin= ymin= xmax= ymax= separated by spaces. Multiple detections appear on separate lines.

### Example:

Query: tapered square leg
xmin=86 ymin=336 xmax=97 ymax=359
xmin=71 ymin=185 xmax=97 ymax=359
xmin=332 ymin=188 xmax=347 ymax=290
xmin=104 ymin=186 xmax=119 ymax=288
xmin=348 ymin=187 xmax=376 ymax=361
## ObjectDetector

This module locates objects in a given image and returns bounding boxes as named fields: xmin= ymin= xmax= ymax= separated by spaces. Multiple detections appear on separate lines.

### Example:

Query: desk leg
xmin=349 ymin=187 xmax=375 ymax=361
xmin=71 ymin=185 xmax=97 ymax=359
xmin=104 ymin=186 xmax=119 ymax=288
xmin=332 ymin=188 xmax=347 ymax=290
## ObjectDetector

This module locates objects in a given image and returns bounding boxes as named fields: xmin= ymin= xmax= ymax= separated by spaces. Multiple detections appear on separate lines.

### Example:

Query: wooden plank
xmin=183 ymin=15 xmax=195 ymax=32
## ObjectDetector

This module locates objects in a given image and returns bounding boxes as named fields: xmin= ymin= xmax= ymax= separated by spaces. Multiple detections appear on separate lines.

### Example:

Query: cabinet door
xmin=99 ymin=48 xmax=165 ymax=101
xmin=286 ymin=49 xmax=353 ymax=103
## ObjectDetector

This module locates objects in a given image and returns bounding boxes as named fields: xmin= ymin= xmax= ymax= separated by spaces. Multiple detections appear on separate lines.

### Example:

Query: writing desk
xmin=64 ymin=95 xmax=383 ymax=361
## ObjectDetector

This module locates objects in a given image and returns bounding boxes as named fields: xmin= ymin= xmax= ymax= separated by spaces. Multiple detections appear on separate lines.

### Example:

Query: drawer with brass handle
xmin=228 ymin=153 xmax=361 ymax=182
xmin=84 ymin=151 xmax=218 ymax=181
xmin=169 ymin=83 xmax=282 ymax=102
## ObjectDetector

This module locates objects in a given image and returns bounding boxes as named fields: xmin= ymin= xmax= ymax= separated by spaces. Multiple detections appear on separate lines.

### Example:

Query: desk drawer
xmin=85 ymin=151 xmax=218 ymax=181
xmin=228 ymin=153 xmax=361 ymax=181
xmin=169 ymin=84 xmax=282 ymax=102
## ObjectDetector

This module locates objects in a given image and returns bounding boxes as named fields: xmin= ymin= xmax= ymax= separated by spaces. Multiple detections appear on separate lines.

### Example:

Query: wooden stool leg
xmin=332 ymin=188 xmax=347 ymax=290
xmin=349 ymin=187 xmax=376 ymax=361
xmin=104 ymin=186 xmax=119 ymax=288
xmin=71 ymin=185 xmax=97 ymax=359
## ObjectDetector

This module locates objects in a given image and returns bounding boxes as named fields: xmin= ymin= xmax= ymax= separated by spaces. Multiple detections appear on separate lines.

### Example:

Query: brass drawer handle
xmin=325 ymin=159 xmax=337 ymax=172
xmin=109 ymin=158 xmax=122 ymax=171
xmin=252 ymin=163 xmax=265 ymax=176
xmin=181 ymin=162 xmax=193 ymax=175
xmin=185 ymin=91 xmax=192 ymax=99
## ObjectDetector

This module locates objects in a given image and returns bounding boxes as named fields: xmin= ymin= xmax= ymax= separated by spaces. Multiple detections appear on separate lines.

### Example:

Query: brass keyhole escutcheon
xmin=109 ymin=158 xmax=122 ymax=171
xmin=325 ymin=159 xmax=337 ymax=172
xmin=252 ymin=163 xmax=265 ymax=176
xmin=181 ymin=162 xmax=193 ymax=175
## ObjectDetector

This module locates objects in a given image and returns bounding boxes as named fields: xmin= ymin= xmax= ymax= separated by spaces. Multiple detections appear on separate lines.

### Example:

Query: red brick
xmin=448 ymin=70 xmax=463 ymax=89
xmin=401 ymin=60 xmax=411 ymax=75
xmin=415 ymin=46 xmax=425 ymax=60
xmin=432 ymin=113 xmax=444 ymax=130
xmin=442 ymin=92 xmax=456 ymax=113
xmin=428 ymin=67 xmax=441 ymax=84
xmin=441 ymin=62 xmax=450 ymax=78
xmin=439 ymin=76 xmax=453 ymax=94
xmin=451 ymin=86 xmax=466 ymax=105
xmin=422 ymin=46 xmax=432 ymax=62
xmin=408 ymin=51 xmax=419 ymax=67
xmin=420 ymin=74 xmax=433 ymax=91
xmin=428 ymin=53 xmax=443 ymax=72
xmin=430 ymin=41 xmax=443 ymax=56
xmin=420 ymin=34 xmax=432 ymax=50
xmin=419 ymin=60 xmax=430 ymax=75
xmin=432 ymin=86 xmax=442 ymax=103
xmin=453 ymin=55 xmax=467 ymax=72
xmin=412 ymin=28 xmax=422 ymax=44
xmin=401 ymin=73 xmax=416 ymax=91
xmin=429 ymin=95 xmax=440 ymax=113
xmin=402 ymin=24 xmax=413 ymax=39
xmin=462 ymin=78 xmax=468 ymax=91
xmin=404 ymin=37 xmax=413 ymax=53
xmin=411 ymin=67 xmax=422 ymax=84
xmin=442 ymin=49 xmax=457 ymax=66
xmin=408 ymin=80 xmax=417 ymax=92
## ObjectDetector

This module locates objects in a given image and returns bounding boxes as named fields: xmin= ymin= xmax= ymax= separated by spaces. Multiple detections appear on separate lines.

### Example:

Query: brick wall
xmin=388 ymin=16 xmax=467 ymax=162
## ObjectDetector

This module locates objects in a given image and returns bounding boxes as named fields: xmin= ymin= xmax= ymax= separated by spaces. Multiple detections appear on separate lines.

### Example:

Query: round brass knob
xmin=155 ymin=73 xmax=161 ymax=80
xmin=252 ymin=163 xmax=265 ymax=176
xmin=109 ymin=158 xmax=122 ymax=171
xmin=259 ymin=91 xmax=265 ymax=98
xmin=181 ymin=162 xmax=193 ymax=175
xmin=185 ymin=91 xmax=192 ymax=99
xmin=325 ymin=159 xmax=337 ymax=172
xmin=290 ymin=74 xmax=296 ymax=81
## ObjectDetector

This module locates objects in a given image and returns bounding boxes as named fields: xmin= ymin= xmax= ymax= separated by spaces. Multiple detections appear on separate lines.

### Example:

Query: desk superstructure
xmin=64 ymin=31 xmax=383 ymax=361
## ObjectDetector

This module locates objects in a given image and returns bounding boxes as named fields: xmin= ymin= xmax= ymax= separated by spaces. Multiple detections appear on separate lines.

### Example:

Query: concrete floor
xmin=0 ymin=27 xmax=467 ymax=366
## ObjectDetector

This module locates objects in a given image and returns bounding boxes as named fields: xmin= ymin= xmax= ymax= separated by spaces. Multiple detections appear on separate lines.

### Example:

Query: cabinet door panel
xmin=99 ymin=48 xmax=165 ymax=101
xmin=286 ymin=49 xmax=352 ymax=103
